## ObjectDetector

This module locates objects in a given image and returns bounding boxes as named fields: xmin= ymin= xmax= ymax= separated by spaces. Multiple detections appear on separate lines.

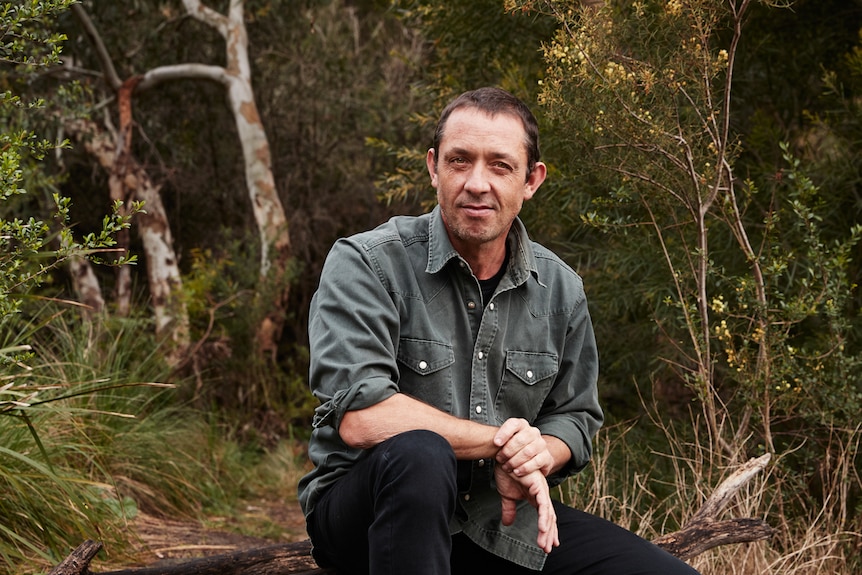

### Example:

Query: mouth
xmin=459 ymin=204 xmax=495 ymax=217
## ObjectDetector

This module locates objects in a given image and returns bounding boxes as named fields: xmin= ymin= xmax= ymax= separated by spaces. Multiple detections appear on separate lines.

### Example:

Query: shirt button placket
xmin=473 ymin=349 xmax=487 ymax=419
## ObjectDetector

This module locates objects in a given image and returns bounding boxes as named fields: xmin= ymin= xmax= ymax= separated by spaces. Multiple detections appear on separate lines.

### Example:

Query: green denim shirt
xmin=298 ymin=207 xmax=603 ymax=570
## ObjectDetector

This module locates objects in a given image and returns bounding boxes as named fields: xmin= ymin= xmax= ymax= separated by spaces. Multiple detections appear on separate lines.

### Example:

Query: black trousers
xmin=307 ymin=430 xmax=700 ymax=575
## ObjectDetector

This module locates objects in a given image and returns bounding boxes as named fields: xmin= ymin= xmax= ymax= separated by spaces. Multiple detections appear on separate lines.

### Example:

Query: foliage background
xmin=1 ymin=0 xmax=860 ymax=573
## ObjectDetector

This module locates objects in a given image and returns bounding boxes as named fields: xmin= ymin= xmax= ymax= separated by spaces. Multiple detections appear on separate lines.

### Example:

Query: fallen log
xmin=74 ymin=540 xmax=330 ymax=575
xmin=653 ymin=452 xmax=776 ymax=560
xmin=53 ymin=454 xmax=775 ymax=574
xmin=49 ymin=540 xmax=103 ymax=575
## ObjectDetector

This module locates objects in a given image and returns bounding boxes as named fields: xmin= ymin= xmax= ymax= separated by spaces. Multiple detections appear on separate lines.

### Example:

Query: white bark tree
xmin=65 ymin=115 xmax=190 ymax=357
xmin=72 ymin=0 xmax=292 ymax=359
xmin=71 ymin=5 xmax=190 ymax=361
xmin=65 ymin=252 xmax=105 ymax=317
xmin=149 ymin=0 xmax=292 ymax=358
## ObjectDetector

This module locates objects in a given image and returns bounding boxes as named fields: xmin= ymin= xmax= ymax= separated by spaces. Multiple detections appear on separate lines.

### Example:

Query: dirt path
xmin=103 ymin=498 xmax=309 ymax=569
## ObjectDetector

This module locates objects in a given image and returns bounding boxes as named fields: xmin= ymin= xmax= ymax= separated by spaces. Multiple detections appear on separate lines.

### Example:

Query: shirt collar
xmin=426 ymin=206 xmax=541 ymax=286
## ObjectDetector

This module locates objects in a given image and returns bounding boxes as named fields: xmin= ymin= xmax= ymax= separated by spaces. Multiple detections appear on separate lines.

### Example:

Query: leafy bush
xmin=518 ymin=0 xmax=862 ymax=571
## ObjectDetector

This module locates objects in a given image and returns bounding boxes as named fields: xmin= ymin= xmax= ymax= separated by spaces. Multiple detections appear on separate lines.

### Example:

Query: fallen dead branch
xmin=653 ymin=453 xmax=776 ymax=559
xmin=51 ymin=454 xmax=775 ymax=574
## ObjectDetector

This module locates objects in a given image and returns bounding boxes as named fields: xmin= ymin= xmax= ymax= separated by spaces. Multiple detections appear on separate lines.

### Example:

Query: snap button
xmin=477 ymin=459 xmax=485 ymax=467
xmin=467 ymin=301 xmax=476 ymax=310
xmin=477 ymin=351 xmax=484 ymax=360
xmin=418 ymin=361 xmax=428 ymax=370
xmin=475 ymin=405 xmax=482 ymax=414
xmin=464 ymin=494 xmax=471 ymax=501
xmin=489 ymin=302 xmax=495 ymax=310
xmin=526 ymin=370 xmax=534 ymax=379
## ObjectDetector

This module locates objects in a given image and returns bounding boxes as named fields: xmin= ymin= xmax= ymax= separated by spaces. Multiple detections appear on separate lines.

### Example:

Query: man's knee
xmin=379 ymin=429 xmax=456 ymax=469
xmin=374 ymin=430 xmax=457 ymax=499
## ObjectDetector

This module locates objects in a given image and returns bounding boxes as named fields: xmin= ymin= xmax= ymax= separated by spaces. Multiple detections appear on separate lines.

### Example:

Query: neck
xmin=455 ymin=238 xmax=508 ymax=280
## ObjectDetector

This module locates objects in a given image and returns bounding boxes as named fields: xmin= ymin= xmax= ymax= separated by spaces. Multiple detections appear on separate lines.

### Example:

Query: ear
xmin=426 ymin=148 xmax=438 ymax=188
xmin=523 ymin=161 xmax=547 ymax=201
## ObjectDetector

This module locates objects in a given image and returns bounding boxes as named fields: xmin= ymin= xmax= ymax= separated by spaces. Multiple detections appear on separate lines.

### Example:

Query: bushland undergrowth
xmin=3 ymin=2 xmax=860 ymax=575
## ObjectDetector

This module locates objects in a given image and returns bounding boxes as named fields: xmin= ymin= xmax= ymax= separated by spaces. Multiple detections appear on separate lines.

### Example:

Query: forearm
xmin=340 ymin=393 xmax=574 ymax=478
xmin=339 ymin=393 xmax=499 ymax=460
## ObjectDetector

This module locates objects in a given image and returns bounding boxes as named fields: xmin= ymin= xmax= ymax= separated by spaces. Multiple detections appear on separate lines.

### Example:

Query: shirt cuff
xmin=311 ymin=376 xmax=398 ymax=431
xmin=536 ymin=418 xmax=593 ymax=482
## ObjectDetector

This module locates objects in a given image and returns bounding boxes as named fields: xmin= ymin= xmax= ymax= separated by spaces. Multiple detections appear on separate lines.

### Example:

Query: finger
xmin=500 ymin=497 xmax=518 ymax=527
xmin=525 ymin=474 xmax=558 ymax=553
xmin=541 ymin=522 xmax=560 ymax=553
xmin=536 ymin=496 xmax=559 ymax=553
xmin=501 ymin=436 xmax=550 ymax=476
xmin=495 ymin=423 xmax=542 ymax=468
xmin=509 ymin=448 xmax=554 ymax=477
xmin=493 ymin=418 xmax=528 ymax=448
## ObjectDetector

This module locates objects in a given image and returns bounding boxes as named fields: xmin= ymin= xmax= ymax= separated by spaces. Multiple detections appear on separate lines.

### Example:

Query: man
xmin=298 ymin=87 xmax=699 ymax=575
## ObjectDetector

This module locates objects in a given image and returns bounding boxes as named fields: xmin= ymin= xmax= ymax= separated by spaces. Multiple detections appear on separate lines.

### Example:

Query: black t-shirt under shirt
xmin=477 ymin=247 xmax=510 ymax=306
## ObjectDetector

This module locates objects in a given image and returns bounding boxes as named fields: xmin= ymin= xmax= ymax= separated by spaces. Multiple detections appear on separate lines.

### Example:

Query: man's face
xmin=427 ymin=107 xmax=545 ymax=253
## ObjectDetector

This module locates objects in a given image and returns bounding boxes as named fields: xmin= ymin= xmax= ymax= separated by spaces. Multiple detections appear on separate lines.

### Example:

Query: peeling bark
xmin=66 ymin=117 xmax=190 ymax=358
xmin=66 ymin=254 xmax=105 ymax=317
xmin=108 ymin=76 xmax=145 ymax=321
xmin=71 ymin=5 xmax=193 ymax=360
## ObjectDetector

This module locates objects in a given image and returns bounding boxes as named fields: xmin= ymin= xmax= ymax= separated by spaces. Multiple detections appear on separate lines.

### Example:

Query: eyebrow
xmin=444 ymin=146 xmax=521 ymax=166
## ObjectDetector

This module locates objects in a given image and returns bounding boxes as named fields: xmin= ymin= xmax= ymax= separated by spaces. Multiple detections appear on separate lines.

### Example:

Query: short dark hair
xmin=432 ymin=87 xmax=541 ymax=178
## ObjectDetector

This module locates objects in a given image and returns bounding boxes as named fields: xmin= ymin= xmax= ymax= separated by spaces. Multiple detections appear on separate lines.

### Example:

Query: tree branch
xmin=70 ymin=4 xmax=122 ymax=91
xmin=137 ymin=63 xmax=230 ymax=92
xmin=181 ymin=0 xmax=231 ymax=38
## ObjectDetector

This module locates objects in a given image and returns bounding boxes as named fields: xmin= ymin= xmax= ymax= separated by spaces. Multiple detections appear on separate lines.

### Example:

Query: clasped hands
xmin=492 ymin=418 xmax=560 ymax=554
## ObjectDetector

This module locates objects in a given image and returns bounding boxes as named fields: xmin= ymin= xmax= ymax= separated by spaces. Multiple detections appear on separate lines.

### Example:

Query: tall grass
xmin=0 ymin=309 xmax=296 ymax=575
xmin=0 ymin=308 xmax=318 ymax=575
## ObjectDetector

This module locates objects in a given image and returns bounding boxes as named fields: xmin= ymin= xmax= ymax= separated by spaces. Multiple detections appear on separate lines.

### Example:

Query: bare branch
xmin=70 ymin=4 xmax=122 ymax=91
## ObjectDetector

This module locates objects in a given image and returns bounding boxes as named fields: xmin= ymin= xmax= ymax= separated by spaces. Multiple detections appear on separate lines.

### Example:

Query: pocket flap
xmin=397 ymin=338 xmax=455 ymax=375
xmin=505 ymin=351 xmax=558 ymax=385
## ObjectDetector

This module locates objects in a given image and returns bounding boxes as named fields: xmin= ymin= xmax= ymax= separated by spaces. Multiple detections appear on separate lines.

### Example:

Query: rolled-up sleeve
xmin=308 ymin=237 xmax=401 ymax=433
xmin=535 ymin=288 xmax=603 ymax=483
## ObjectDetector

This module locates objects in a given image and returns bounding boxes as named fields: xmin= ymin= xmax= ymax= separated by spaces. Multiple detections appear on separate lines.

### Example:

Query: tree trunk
xmin=70 ymin=4 xmax=190 ymax=359
xmin=179 ymin=0 xmax=292 ymax=357
xmin=66 ymin=254 xmax=105 ymax=317
xmin=60 ymin=218 xmax=105 ymax=317
xmin=66 ymin=116 xmax=190 ymax=360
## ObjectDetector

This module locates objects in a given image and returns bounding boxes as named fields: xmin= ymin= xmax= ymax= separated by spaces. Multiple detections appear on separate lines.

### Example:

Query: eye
xmin=491 ymin=161 xmax=514 ymax=173
xmin=448 ymin=156 xmax=469 ymax=168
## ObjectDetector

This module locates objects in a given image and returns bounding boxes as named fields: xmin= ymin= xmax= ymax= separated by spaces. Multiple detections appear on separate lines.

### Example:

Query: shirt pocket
xmin=494 ymin=350 xmax=559 ymax=423
xmin=396 ymin=337 xmax=455 ymax=411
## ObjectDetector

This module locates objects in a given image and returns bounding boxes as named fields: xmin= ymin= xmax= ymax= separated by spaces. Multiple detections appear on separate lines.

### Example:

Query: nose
xmin=463 ymin=165 xmax=492 ymax=194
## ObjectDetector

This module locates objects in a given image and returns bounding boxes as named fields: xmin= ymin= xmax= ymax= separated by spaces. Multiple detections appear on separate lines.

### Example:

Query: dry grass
xmin=560 ymin=418 xmax=861 ymax=575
